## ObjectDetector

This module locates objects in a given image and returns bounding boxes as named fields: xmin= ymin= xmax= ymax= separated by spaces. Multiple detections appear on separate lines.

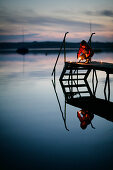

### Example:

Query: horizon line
xmin=0 ymin=41 xmax=113 ymax=43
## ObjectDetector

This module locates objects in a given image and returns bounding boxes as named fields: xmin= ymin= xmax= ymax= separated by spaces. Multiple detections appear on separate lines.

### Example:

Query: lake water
xmin=0 ymin=51 xmax=113 ymax=170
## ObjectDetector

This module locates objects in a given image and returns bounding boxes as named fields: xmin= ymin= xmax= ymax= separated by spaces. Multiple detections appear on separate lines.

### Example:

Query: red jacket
xmin=77 ymin=41 xmax=94 ymax=58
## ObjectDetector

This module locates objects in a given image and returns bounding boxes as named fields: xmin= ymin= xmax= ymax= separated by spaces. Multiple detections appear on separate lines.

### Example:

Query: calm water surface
xmin=0 ymin=51 xmax=113 ymax=170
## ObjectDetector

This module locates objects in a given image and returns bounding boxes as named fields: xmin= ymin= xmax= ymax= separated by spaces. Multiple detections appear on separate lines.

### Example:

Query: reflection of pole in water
xmin=52 ymin=80 xmax=69 ymax=131
xmin=23 ymin=55 xmax=25 ymax=75
xmin=22 ymin=27 xmax=24 ymax=43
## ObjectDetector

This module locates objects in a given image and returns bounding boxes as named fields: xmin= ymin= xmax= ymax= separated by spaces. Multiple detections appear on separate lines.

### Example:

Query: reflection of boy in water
xmin=77 ymin=110 xmax=94 ymax=129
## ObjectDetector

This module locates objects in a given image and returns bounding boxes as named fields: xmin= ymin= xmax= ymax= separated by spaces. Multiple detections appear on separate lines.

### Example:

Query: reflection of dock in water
xmin=59 ymin=61 xmax=113 ymax=124
xmin=67 ymin=97 xmax=113 ymax=122
xmin=52 ymin=61 xmax=113 ymax=130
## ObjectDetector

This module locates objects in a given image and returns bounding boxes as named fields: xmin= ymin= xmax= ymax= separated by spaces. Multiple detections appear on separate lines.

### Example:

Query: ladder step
xmin=62 ymin=78 xmax=84 ymax=81
xmin=79 ymin=91 xmax=89 ymax=93
xmin=64 ymin=73 xmax=86 ymax=76
xmin=66 ymin=68 xmax=88 ymax=70
xmin=66 ymin=92 xmax=79 ymax=95
xmin=66 ymin=91 xmax=89 ymax=95
xmin=64 ymin=84 xmax=86 ymax=87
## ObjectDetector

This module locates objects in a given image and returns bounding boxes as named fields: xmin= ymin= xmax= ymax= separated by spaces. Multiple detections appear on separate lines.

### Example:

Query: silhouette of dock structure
xmin=52 ymin=60 xmax=113 ymax=130
xmin=59 ymin=61 xmax=113 ymax=125
xmin=59 ymin=61 xmax=113 ymax=101
xmin=51 ymin=32 xmax=113 ymax=130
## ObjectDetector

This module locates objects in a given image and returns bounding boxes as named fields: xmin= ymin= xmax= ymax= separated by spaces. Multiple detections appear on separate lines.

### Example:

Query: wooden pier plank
xmin=65 ymin=61 xmax=113 ymax=74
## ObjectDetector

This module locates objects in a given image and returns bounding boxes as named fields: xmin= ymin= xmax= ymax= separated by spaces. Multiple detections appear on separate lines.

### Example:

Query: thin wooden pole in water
xmin=52 ymin=80 xmax=69 ymax=131
xmin=104 ymin=73 xmax=110 ymax=101
xmin=64 ymin=37 xmax=66 ymax=63
xmin=108 ymin=73 xmax=110 ymax=101
xmin=92 ymin=69 xmax=98 ymax=96
xmin=51 ymin=32 xmax=69 ymax=76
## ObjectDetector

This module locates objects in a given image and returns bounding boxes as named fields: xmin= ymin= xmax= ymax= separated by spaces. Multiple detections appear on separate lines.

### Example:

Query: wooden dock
xmin=60 ymin=61 xmax=113 ymax=101
xmin=51 ymin=33 xmax=113 ymax=126
xmin=58 ymin=60 xmax=113 ymax=123
xmin=65 ymin=61 xmax=113 ymax=74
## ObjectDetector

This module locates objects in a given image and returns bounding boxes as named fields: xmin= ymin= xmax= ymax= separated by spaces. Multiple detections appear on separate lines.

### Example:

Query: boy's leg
xmin=78 ymin=54 xmax=86 ymax=62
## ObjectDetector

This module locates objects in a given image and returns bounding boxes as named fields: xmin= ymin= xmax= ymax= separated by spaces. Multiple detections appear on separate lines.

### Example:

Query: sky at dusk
xmin=0 ymin=0 xmax=113 ymax=42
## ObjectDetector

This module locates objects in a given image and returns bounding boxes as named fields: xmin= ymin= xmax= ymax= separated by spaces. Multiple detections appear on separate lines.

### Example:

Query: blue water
xmin=0 ymin=52 xmax=113 ymax=170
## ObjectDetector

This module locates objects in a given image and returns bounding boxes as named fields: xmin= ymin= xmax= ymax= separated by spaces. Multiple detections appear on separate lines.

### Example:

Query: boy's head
xmin=80 ymin=40 xmax=86 ymax=48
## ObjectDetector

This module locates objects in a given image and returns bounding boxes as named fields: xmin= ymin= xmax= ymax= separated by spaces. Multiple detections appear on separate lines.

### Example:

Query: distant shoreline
xmin=0 ymin=48 xmax=113 ymax=54
xmin=0 ymin=41 xmax=113 ymax=53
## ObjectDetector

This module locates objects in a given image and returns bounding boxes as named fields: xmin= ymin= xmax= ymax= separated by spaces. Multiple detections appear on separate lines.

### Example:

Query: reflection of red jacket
xmin=77 ymin=41 xmax=94 ymax=58
xmin=77 ymin=110 xmax=94 ymax=123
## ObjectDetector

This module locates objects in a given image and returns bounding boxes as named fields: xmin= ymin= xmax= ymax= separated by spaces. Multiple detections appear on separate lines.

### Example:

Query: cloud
xmin=0 ymin=28 xmax=6 ymax=33
xmin=100 ymin=10 xmax=113 ymax=17
xmin=0 ymin=34 xmax=40 ymax=42
xmin=85 ymin=9 xmax=113 ymax=17
xmin=0 ymin=7 xmax=103 ymax=29
xmin=0 ymin=13 xmax=103 ymax=34
xmin=0 ymin=7 xmax=111 ymax=42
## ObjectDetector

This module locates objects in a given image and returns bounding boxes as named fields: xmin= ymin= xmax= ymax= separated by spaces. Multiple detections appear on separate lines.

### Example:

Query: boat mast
xmin=88 ymin=21 xmax=95 ymax=47
xmin=22 ymin=28 xmax=24 ymax=43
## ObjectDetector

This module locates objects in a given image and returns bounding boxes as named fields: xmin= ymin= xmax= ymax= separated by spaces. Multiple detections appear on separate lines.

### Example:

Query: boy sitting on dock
xmin=77 ymin=40 xmax=94 ymax=63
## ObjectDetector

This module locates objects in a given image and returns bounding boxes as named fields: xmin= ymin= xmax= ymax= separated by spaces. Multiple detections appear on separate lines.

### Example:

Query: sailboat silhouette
xmin=16 ymin=29 xmax=29 ymax=55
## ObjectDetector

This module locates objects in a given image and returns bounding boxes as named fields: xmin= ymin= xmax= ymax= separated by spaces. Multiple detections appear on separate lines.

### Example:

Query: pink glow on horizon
xmin=0 ymin=30 xmax=113 ymax=42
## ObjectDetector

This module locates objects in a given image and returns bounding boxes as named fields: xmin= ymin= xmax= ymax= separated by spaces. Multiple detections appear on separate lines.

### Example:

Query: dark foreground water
xmin=0 ymin=51 xmax=113 ymax=170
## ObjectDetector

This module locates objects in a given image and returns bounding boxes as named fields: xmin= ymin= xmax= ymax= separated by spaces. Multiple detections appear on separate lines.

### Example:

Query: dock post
xmin=64 ymin=37 xmax=66 ymax=63
xmin=104 ymin=73 xmax=110 ymax=101
xmin=92 ymin=69 xmax=98 ymax=96
xmin=53 ymin=68 xmax=56 ymax=87
xmin=64 ymin=32 xmax=68 ymax=63
xmin=77 ymin=68 xmax=78 ymax=87
xmin=70 ymin=68 xmax=73 ymax=93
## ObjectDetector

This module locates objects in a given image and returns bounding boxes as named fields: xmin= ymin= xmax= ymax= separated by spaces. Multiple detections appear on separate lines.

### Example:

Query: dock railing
xmin=51 ymin=32 xmax=69 ymax=84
